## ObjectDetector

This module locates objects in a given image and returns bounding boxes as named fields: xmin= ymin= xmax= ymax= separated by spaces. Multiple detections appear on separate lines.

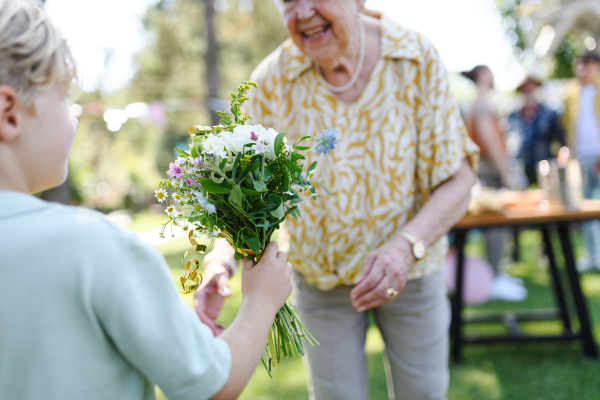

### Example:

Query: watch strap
xmin=398 ymin=231 xmax=418 ymax=245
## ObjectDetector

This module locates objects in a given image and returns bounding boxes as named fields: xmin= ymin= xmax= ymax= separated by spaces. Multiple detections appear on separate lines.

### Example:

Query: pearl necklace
xmin=314 ymin=14 xmax=366 ymax=93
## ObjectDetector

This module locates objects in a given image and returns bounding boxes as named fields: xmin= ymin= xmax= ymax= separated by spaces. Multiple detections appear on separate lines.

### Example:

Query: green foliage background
xmin=494 ymin=0 xmax=580 ymax=79
xmin=69 ymin=0 xmax=287 ymax=210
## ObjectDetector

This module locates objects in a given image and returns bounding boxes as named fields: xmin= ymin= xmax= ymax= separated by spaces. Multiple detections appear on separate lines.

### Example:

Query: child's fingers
xmin=262 ymin=242 xmax=279 ymax=260
xmin=241 ymin=258 xmax=255 ymax=272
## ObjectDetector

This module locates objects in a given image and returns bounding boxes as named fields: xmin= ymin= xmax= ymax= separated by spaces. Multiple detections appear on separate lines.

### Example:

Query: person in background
xmin=462 ymin=65 xmax=527 ymax=301
xmin=563 ymin=51 xmax=600 ymax=272
xmin=509 ymin=76 xmax=565 ymax=185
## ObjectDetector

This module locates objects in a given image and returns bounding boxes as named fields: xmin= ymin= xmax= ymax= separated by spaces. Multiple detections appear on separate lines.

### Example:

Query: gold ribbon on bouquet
xmin=180 ymin=230 xmax=207 ymax=294
xmin=218 ymin=230 xmax=265 ymax=262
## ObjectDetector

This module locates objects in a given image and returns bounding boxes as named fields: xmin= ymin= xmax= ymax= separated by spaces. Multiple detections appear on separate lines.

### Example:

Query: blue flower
xmin=314 ymin=127 xmax=339 ymax=156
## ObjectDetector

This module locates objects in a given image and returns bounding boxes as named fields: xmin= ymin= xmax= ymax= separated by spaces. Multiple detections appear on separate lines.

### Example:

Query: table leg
xmin=541 ymin=227 xmax=572 ymax=334
xmin=556 ymin=223 xmax=598 ymax=358
xmin=451 ymin=230 xmax=468 ymax=363
xmin=512 ymin=227 xmax=520 ymax=262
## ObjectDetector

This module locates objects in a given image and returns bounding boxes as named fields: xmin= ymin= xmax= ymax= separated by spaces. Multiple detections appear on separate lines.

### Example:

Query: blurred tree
xmin=494 ymin=0 xmax=592 ymax=79
xmin=127 ymin=0 xmax=287 ymax=182
xmin=67 ymin=0 xmax=288 ymax=210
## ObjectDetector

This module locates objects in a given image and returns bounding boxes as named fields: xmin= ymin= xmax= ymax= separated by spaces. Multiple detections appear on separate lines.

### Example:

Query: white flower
xmin=175 ymin=156 xmax=186 ymax=166
xmin=164 ymin=204 xmax=177 ymax=215
xmin=155 ymin=188 xmax=168 ymax=203
xmin=194 ymin=191 xmax=208 ymax=205
xmin=252 ymin=141 xmax=267 ymax=155
xmin=204 ymin=203 xmax=217 ymax=214
xmin=180 ymin=222 xmax=191 ymax=233
xmin=173 ymin=193 xmax=182 ymax=202
xmin=284 ymin=191 xmax=294 ymax=196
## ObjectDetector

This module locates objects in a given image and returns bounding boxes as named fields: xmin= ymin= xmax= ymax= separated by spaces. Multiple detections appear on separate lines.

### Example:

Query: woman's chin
xmin=303 ymin=45 xmax=337 ymax=67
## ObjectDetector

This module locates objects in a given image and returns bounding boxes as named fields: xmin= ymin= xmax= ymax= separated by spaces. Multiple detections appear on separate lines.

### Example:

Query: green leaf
xmin=190 ymin=147 xmax=198 ymax=158
xmin=307 ymin=161 xmax=317 ymax=174
xmin=283 ymin=159 xmax=303 ymax=173
xmin=253 ymin=181 xmax=267 ymax=192
xmin=241 ymin=228 xmax=261 ymax=255
xmin=256 ymin=217 xmax=285 ymax=228
xmin=240 ymin=187 xmax=263 ymax=196
xmin=237 ymin=160 xmax=260 ymax=183
xmin=269 ymin=194 xmax=282 ymax=205
xmin=291 ymin=153 xmax=306 ymax=162
xmin=229 ymin=185 xmax=244 ymax=208
xmin=232 ymin=153 xmax=242 ymax=180
xmin=251 ymin=204 xmax=277 ymax=215
xmin=314 ymin=181 xmax=334 ymax=196
xmin=274 ymin=131 xmax=286 ymax=157
xmin=219 ymin=158 xmax=227 ymax=171
xmin=290 ymin=197 xmax=303 ymax=204
xmin=262 ymin=164 xmax=275 ymax=181
xmin=200 ymin=179 xmax=232 ymax=194
xmin=270 ymin=203 xmax=285 ymax=219
xmin=284 ymin=206 xmax=298 ymax=217
xmin=293 ymin=146 xmax=310 ymax=151
xmin=293 ymin=135 xmax=311 ymax=146
xmin=175 ymin=148 xmax=191 ymax=157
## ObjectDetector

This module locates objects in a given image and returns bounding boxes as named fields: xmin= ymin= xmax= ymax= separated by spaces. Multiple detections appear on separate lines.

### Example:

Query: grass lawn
xmin=148 ymin=222 xmax=600 ymax=400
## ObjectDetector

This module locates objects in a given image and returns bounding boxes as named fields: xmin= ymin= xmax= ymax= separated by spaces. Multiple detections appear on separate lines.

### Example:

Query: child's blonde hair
xmin=0 ymin=0 xmax=79 ymax=106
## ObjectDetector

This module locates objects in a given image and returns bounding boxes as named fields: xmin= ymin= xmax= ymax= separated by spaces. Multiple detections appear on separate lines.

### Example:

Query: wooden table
xmin=451 ymin=199 xmax=600 ymax=362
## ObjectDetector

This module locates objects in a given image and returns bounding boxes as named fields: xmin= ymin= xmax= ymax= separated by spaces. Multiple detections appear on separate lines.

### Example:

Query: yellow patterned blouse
xmin=246 ymin=13 xmax=479 ymax=291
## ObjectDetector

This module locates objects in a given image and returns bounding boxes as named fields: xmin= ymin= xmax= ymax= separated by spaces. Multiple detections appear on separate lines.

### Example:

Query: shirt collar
xmin=0 ymin=191 xmax=51 ymax=219
xmin=283 ymin=12 xmax=424 ymax=83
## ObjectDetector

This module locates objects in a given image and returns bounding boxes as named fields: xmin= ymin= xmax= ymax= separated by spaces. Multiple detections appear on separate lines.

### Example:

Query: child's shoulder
xmin=0 ymin=192 xmax=146 ymax=257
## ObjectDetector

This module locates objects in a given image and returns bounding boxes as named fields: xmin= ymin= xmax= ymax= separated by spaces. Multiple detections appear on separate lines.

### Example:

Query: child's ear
xmin=0 ymin=86 xmax=21 ymax=142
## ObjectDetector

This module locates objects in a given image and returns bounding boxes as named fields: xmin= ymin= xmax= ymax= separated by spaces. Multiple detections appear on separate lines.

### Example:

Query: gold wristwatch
xmin=397 ymin=231 xmax=427 ymax=260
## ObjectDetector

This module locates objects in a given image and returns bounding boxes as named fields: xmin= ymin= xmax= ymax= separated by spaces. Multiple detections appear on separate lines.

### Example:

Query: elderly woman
xmin=195 ymin=1 xmax=478 ymax=399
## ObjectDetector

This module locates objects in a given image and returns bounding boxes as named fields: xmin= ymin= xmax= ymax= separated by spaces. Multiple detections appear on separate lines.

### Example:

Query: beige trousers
xmin=292 ymin=270 xmax=449 ymax=400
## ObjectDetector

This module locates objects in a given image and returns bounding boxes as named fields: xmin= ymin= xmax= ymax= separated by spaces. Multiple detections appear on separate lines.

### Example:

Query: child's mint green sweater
xmin=0 ymin=191 xmax=231 ymax=400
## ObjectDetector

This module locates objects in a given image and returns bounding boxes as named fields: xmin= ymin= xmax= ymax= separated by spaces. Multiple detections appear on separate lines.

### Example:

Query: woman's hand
xmin=350 ymin=237 xmax=416 ymax=311
xmin=194 ymin=261 xmax=233 ymax=336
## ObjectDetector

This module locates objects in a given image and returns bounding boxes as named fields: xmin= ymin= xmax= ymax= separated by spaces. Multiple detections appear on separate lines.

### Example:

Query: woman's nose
xmin=295 ymin=0 xmax=316 ymax=20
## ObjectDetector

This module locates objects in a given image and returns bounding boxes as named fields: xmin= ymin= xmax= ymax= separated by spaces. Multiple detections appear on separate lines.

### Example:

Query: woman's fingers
xmin=215 ymin=273 xmax=232 ymax=297
xmin=350 ymin=257 xmax=385 ymax=302
xmin=194 ymin=292 xmax=220 ymax=336
xmin=354 ymin=253 xmax=375 ymax=285
xmin=352 ymin=275 xmax=393 ymax=311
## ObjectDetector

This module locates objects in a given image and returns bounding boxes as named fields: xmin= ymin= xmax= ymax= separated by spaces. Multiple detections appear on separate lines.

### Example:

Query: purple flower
xmin=185 ymin=177 xmax=195 ymax=186
xmin=192 ymin=156 xmax=203 ymax=167
xmin=167 ymin=162 xmax=183 ymax=179
xmin=251 ymin=131 xmax=259 ymax=141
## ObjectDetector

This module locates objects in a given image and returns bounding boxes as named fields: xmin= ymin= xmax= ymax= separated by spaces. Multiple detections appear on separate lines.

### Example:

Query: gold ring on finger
xmin=386 ymin=288 xmax=398 ymax=298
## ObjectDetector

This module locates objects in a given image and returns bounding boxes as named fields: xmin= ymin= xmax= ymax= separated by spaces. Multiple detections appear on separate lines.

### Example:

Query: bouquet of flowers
xmin=155 ymin=81 xmax=337 ymax=377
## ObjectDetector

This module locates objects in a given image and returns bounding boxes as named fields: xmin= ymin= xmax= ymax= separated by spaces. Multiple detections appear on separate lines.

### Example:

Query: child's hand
xmin=240 ymin=242 xmax=293 ymax=316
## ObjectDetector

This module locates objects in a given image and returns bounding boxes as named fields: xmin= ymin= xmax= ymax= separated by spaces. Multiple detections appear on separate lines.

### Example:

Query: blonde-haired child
xmin=0 ymin=1 xmax=293 ymax=399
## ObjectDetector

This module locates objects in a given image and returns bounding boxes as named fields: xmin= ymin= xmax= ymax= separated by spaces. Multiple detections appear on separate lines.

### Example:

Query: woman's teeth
xmin=303 ymin=25 xmax=329 ymax=38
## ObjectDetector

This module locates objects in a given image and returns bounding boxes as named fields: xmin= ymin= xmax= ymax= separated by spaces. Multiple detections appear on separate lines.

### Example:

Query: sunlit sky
xmin=46 ymin=0 xmax=525 ymax=94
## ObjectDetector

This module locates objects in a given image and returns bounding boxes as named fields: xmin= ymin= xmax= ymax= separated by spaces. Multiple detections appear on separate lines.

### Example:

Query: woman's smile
xmin=301 ymin=24 xmax=332 ymax=42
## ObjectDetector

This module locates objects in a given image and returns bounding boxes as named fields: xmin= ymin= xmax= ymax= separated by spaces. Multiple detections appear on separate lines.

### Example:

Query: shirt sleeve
xmin=92 ymin=233 xmax=231 ymax=400
xmin=415 ymin=42 xmax=479 ymax=197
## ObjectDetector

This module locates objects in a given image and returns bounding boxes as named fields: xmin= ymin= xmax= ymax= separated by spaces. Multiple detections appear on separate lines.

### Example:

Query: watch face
xmin=413 ymin=241 xmax=426 ymax=259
